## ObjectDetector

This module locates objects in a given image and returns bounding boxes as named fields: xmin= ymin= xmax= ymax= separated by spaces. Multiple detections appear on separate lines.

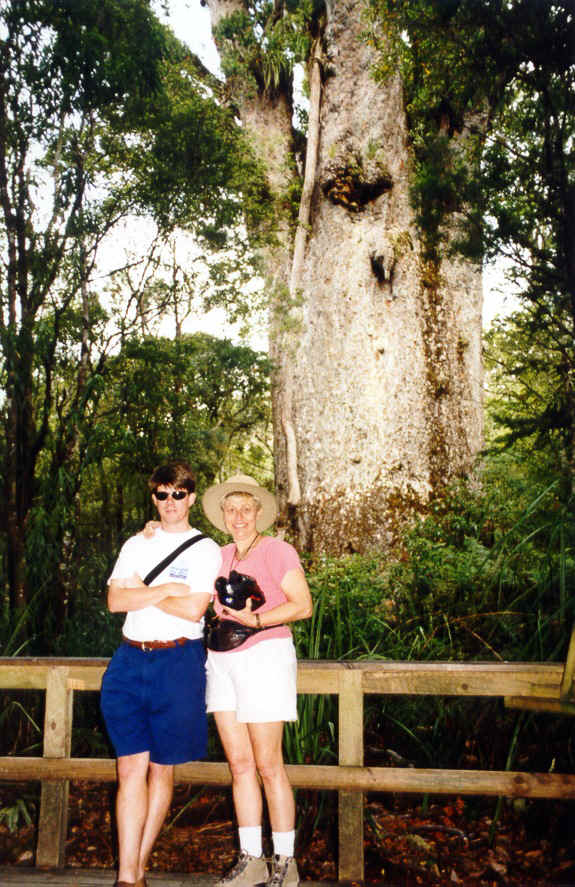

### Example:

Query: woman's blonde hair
xmin=221 ymin=490 xmax=262 ymax=511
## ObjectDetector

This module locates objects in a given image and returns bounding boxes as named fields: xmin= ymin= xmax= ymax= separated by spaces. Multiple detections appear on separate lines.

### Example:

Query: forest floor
xmin=1 ymin=781 xmax=575 ymax=886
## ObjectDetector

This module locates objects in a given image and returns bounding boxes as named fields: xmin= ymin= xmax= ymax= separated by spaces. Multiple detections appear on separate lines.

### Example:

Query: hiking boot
xmin=217 ymin=850 xmax=269 ymax=887
xmin=267 ymin=854 xmax=299 ymax=887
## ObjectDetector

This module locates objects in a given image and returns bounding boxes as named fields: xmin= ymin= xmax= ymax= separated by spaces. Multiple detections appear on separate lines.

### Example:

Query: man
xmin=101 ymin=460 xmax=222 ymax=887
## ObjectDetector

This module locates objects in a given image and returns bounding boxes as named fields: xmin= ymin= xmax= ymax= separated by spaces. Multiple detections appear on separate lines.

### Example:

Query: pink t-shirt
xmin=212 ymin=536 xmax=303 ymax=653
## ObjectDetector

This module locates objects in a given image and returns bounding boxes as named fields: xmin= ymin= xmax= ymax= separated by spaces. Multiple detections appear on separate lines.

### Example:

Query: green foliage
xmin=477 ymin=7 xmax=575 ymax=489
xmin=0 ymin=688 xmax=43 ymax=796
xmin=369 ymin=0 xmax=574 ymax=269
xmin=368 ymin=0 xmax=495 ymax=259
xmin=9 ymin=331 xmax=271 ymax=654
xmin=213 ymin=1 xmax=319 ymax=97
xmin=98 ymin=332 xmax=271 ymax=494
xmin=286 ymin=556 xmax=387 ymax=771
xmin=2 ymin=0 xmax=165 ymax=129
xmin=294 ymin=467 xmax=569 ymax=669
xmin=294 ymin=554 xmax=393 ymax=660
xmin=383 ymin=467 xmax=574 ymax=663
xmin=476 ymin=6 xmax=574 ymax=263
xmin=0 ymin=796 xmax=35 ymax=833
xmin=285 ymin=552 xmax=389 ymax=834
xmin=116 ymin=36 xmax=271 ymax=238
xmin=0 ymin=594 xmax=38 ymax=657
xmin=485 ymin=312 xmax=575 ymax=493
xmin=0 ymin=0 xmax=272 ymax=637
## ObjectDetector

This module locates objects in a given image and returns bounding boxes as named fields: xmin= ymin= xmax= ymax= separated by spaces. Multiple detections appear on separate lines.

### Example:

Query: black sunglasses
xmin=153 ymin=490 xmax=189 ymax=501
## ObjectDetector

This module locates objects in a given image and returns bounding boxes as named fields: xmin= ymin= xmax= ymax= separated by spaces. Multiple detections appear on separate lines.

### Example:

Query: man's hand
xmin=108 ymin=575 xmax=188 ymax=613
xmin=123 ymin=572 xmax=144 ymax=588
xmin=157 ymin=591 xmax=212 ymax=622
xmin=161 ymin=582 xmax=192 ymax=598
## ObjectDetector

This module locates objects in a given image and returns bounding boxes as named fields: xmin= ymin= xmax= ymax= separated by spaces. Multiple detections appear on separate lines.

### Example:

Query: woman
xmin=201 ymin=474 xmax=313 ymax=887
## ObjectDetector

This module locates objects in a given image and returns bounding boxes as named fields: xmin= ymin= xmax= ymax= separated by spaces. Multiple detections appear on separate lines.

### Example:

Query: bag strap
xmin=143 ymin=534 xmax=208 ymax=586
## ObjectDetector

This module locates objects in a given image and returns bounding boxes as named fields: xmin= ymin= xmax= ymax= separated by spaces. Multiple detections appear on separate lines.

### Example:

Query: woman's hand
xmin=222 ymin=598 xmax=259 ymax=628
xmin=222 ymin=567 xmax=313 ymax=629
xmin=141 ymin=520 xmax=161 ymax=539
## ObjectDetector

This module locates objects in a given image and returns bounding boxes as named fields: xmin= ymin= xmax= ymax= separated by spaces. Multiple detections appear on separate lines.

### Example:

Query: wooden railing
xmin=1 ymin=656 xmax=575 ymax=881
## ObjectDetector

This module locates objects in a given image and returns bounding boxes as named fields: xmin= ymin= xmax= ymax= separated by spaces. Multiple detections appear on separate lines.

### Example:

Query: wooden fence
xmin=1 ymin=655 xmax=575 ymax=881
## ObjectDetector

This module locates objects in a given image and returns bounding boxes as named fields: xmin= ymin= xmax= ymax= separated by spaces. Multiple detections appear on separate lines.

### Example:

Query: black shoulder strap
xmin=143 ymin=534 xmax=208 ymax=586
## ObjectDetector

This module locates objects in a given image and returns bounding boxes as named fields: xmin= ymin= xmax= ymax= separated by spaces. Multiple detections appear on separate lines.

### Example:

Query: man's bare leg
xmin=136 ymin=761 xmax=175 ymax=881
xmin=116 ymin=752 xmax=149 ymax=883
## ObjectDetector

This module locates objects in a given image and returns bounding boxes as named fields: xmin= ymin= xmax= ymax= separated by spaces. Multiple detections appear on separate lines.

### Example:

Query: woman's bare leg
xmin=215 ymin=710 xmax=263 ymax=826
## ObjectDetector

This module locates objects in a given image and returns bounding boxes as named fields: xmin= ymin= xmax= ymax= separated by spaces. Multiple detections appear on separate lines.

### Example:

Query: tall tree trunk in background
xmin=206 ymin=0 xmax=483 ymax=555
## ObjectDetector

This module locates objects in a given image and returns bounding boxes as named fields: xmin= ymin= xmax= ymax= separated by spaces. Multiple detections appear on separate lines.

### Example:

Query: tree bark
xmin=206 ymin=0 xmax=484 ymax=555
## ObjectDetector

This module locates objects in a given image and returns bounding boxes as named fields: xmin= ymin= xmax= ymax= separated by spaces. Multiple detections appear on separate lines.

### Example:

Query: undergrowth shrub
xmin=287 ymin=458 xmax=575 ymax=781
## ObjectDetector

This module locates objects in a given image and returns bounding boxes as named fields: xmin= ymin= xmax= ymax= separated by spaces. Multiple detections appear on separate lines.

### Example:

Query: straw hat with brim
xmin=202 ymin=474 xmax=278 ymax=533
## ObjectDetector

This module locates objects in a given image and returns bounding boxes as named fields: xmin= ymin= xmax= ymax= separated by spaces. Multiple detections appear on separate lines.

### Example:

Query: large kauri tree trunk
xmin=206 ymin=0 xmax=483 ymax=555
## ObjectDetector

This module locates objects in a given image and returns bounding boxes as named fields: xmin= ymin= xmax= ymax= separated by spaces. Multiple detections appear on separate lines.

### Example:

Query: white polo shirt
xmin=109 ymin=527 xmax=222 ymax=642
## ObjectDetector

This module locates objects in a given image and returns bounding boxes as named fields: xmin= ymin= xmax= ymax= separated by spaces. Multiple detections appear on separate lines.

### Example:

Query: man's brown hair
xmin=148 ymin=460 xmax=196 ymax=494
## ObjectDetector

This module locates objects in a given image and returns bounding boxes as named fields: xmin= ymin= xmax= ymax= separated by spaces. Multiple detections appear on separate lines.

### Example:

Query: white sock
xmin=272 ymin=830 xmax=295 ymax=858
xmin=239 ymin=825 xmax=263 ymax=857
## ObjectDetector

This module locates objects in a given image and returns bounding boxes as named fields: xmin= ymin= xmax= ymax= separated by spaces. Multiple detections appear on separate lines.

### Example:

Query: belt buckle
xmin=141 ymin=642 xmax=151 ymax=652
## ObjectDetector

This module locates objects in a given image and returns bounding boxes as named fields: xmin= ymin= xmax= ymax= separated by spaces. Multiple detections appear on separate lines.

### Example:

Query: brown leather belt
xmin=122 ymin=635 xmax=190 ymax=652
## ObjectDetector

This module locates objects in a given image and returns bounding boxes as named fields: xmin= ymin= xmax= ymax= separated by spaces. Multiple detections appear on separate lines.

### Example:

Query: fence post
xmin=338 ymin=668 xmax=364 ymax=882
xmin=560 ymin=623 xmax=575 ymax=700
xmin=36 ymin=665 xmax=73 ymax=867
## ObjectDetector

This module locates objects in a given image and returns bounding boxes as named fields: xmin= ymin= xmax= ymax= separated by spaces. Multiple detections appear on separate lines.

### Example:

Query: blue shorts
xmin=100 ymin=639 xmax=207 ymax=765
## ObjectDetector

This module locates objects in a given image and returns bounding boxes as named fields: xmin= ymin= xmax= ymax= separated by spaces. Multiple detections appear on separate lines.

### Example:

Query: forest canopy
xmin=0 ymin=0 xmax=270 ymax=645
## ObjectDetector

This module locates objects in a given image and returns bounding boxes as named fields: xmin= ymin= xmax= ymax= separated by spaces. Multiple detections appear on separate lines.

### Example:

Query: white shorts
xmin=206 ymin=637 xmax=298 ymax=723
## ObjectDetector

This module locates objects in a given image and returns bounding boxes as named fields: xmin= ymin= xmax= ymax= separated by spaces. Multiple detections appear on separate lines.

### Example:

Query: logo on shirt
xmin=169 ymin=566 xmax=188 ymax=581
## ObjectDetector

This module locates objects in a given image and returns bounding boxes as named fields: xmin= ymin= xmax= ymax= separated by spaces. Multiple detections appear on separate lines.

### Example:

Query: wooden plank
xmin=505 ymin=695 xmax=575 ymax=716
xmin=0 ymin=665 xmax=49 ymax=690
xmin=41 ymin=668 xmax=72 ymax=759
xmin=361 ymin=661 xmax=563 ymax=697
xmin=0 ymin=658 xmax=567 ymax=697
xmin=337 ymin=669 xmax=363 ymax=882
xmin=3 ymin=757 xmax=575 ymax=799
xmin=0 ymin=658 xmax=110 ymax=667
xmin=0 ymin=661 xmax=106 ymax=691
xmin=0 ymin=758 xmax=230 ymax=784
xmin=290 ymin=765 xmax=575 ymax=799
xmin=299 ymin=660 xmax=563 ymax=699
xmin=36 ymin=667 xmax=73 ymax=868
xmin=0 ymin=869 xmax=218 ymax=885
xmin=0 ymin=868 xmax=334 ymax=886
xmin=296 ymin=667 xmax=340 ymax=694
xmin=338 ymin=669 xmax=363 ymax=765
